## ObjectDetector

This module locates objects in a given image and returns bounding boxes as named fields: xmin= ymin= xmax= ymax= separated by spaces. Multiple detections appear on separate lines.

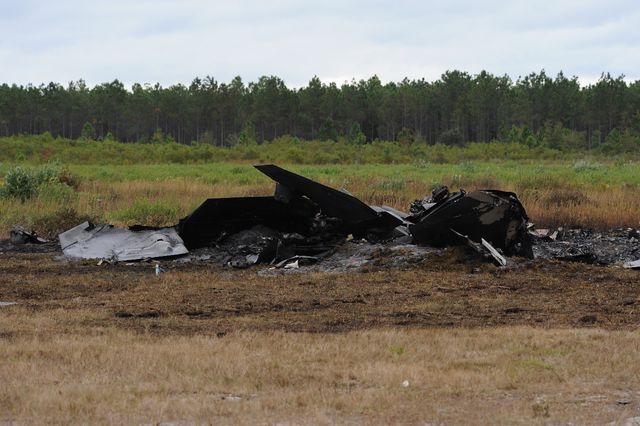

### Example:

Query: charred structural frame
xmin=175 ymin=164 xmax=532 ymax=265
xmin=58 ymin=164 xmax=532 ymax=264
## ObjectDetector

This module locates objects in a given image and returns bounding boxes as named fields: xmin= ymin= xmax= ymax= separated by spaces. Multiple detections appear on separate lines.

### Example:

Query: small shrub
xmin=347 ymin=123 xmax=366 ymax=145
xmin=572 ymin=160 xmax=602 ymax=173
xmin=80 ymin=122 xmax=96 ymax=140
xmin=390 ymin=346 xmax=406 ymax=357
xmin=1 ymin=166 xmax=40 ymax=201
xmin=56 ymin=167 xmax=81 ymax=190
xmin=0 ymin=164 xmax=80 ymax=201
xmin=396 ymin=128 xmax=414 ymax=145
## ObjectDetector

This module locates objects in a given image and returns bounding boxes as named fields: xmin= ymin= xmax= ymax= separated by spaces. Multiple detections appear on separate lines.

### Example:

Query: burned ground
xmin=1 ymin=247 xmax=639 ymax=337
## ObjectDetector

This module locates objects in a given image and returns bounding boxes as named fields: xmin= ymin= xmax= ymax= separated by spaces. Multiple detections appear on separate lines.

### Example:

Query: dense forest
xmin=1 ymin=71 xmax=639 ymax=151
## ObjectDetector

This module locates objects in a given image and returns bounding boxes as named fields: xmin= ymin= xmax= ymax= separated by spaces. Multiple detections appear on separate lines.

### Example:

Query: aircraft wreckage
xmin=58 ymin=164 xmax=533 ymax=267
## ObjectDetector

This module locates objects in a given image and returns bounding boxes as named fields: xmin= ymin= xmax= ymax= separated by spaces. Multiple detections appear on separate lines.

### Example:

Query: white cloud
xmin=0 ymin=0 xmax=638 ymax=87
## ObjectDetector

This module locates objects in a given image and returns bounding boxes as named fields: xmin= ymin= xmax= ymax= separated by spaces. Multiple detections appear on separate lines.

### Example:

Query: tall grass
xmin=1 ymin=162 xmax=638 ymax=235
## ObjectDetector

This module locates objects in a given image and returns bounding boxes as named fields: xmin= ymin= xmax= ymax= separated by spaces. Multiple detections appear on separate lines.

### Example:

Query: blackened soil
xmin=1 ymin=247 xmax=639 ymax=336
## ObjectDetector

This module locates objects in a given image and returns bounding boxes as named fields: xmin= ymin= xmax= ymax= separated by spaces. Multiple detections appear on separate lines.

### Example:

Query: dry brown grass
xmin=2 ymin=173 xmax=639 ymax=237
xmin=519 ymin=188 xmax=640 ymax=230
xmin=1 ymin=325 xmax=640 ymax=425
xmin=75 ymin=179 xmax=270 ymax=223
xmin=82 ymin=178 xmax=640 ymax=230
xmin=2 ymin=252 xmax=640 ymax=424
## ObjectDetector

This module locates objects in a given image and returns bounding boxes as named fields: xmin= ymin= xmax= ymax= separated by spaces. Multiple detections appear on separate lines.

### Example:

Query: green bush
xmin=1 ymin=165 xmax=56 ymax=201
xmin=572 ymin=160 xmax=602 ymax=173
xmin=80 ymin=122 xmax=96 ymax=140
xmin=1 ymin=166 xmax=38 ymax=200
xmin=347 ymin=123 xmax=367 ymax=145
xmin=0 ymin=164 xmax=79 ymax=201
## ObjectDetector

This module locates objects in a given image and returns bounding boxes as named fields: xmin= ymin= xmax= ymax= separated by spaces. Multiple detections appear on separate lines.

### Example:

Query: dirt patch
xmin=1 ymin=248 xmax=639 ymax=337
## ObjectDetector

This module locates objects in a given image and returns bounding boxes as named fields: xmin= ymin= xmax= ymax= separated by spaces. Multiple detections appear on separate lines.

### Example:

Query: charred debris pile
xmin=49 ymin=164 xmax=637 ymax=270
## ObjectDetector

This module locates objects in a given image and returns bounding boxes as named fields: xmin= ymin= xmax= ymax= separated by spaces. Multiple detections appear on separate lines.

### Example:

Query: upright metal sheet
xmin=254 ymin=164 xmax=380 ymax=225
xmin=254 ymin=165 xmax=402 ymax=235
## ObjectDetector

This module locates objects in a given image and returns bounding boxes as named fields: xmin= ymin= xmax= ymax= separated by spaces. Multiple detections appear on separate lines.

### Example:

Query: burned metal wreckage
xmin=56 ymin=164 xmax=534 ymax=268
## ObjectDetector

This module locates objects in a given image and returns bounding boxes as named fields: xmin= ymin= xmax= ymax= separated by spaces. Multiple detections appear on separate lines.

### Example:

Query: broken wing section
xmin=254 ymin=164 xmax=403 ymax=237
xmin=10 ymin=226 xmax=47 ymax=244
xmin=59 ymin=221 xmax=188 ymax=261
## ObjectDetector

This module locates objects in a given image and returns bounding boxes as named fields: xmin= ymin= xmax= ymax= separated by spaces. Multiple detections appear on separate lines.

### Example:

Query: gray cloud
xmin=0 ymin=0 xmax=638 ymax=87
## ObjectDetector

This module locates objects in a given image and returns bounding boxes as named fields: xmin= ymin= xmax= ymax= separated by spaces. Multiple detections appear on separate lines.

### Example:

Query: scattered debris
xmin=533 ymin=228 xmax=640 ymax=265
xmin=450 ymin=229 xmax=508 ymax=266
xmin=177 ymin=166 xmax=531 ymax=267
xmin=556 ymin=252 xmax=600 ymax=264
xmin=408 ymin=187 xmax=532 ymax=258
xmin=624 ymin=260 xmax=640 ymax=269
xmin=0 ymin=301 xmax=18 ymax=307
xmin=10 ymin=226 xmax=47 ymax=244
xmin=155 ymin=264 xmax=167 ymax=275
xmin=617 ymin=396 xmax=632 ymax=405
xmin=482 ymin=238 xmax=507 ymax=267
xmin=41 ymin=165 xmax=639 ymax=271
xmin=59 ymin=221 xmax=188 ymax=261
xmin=401 ymin=380 xmax=410 ymax=388
xmin=260 ymin=242 xmax=437 ymax=275
xmin=221 ymin=395 xmax=242 ymax=402
xmin=274 ymin=255 xmax=319 ymax=269
xmin=528 ymin=227 xmax=558 ymax=241
xmin=0 ymin=237 xmax=59 ymax=254
xmin=283 ymin=259 xmax=299 ymax=269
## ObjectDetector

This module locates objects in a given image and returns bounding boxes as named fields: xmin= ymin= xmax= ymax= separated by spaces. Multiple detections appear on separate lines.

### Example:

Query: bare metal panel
xmin=59 ymin=221 xmax=188 ymax=261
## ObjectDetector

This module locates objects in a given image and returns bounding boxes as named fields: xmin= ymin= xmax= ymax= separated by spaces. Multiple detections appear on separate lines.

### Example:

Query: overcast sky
xmin=1 ymin=0 xmax=638 ymax=88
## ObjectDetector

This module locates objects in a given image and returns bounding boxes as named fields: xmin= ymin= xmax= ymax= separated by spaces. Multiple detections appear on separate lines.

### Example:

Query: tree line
xmin=0 ymin=71 xmax=639 ymax=149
